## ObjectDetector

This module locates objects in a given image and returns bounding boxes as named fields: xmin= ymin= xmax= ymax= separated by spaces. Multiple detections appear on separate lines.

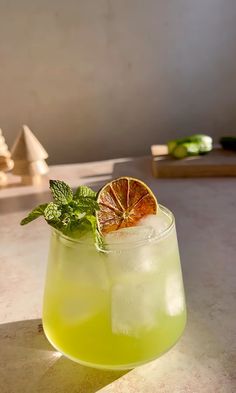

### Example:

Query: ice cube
xmin=106 ymin=242 xmax=162 ymax=280
xmin=105 ymin=226 xmax=155 ymax=247
xmin=111 ymin=276 xmax=160 ymax=337
xmin=57 ymin=240 xmax=109 ymax=291
xmin=138 ymin=210 xmax=171 ymax=236
xmin=72 ymin=254 xmax=109 ymax=290
xmin=59 ymin=286 xmax=107 ymax=325
xmin=165 ymin=273 xmax=184 ymax=316
xmin=104 ymin=226 xmax=161 ymax=278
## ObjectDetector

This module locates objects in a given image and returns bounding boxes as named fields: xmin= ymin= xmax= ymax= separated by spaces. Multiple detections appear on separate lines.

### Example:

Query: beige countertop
xmin=0 ymin=156 xmax=235 ymax=393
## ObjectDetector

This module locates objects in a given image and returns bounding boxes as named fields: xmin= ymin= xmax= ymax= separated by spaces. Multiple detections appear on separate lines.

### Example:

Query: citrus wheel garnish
xmin=96 ymin=177 xmax=158 ymax=234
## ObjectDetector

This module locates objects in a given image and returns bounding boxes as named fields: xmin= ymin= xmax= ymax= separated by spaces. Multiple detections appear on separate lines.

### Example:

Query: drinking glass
xmin=43 ymin=205 xmax=186 ymax=370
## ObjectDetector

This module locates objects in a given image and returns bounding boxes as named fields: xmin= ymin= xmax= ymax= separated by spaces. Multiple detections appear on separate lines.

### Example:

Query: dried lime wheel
xmin=97 ymin=177 xmax=158 ymax=234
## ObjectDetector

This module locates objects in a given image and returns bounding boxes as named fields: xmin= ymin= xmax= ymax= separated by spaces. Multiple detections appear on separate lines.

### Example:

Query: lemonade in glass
xmin=21 ymin=177 xmax=186 ymax=369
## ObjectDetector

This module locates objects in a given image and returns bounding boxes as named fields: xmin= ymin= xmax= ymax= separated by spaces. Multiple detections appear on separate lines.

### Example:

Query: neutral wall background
xmin=0 ymin=0 xmax=236 ymax=164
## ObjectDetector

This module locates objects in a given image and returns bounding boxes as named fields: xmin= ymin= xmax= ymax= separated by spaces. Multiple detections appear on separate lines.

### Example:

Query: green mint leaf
xmin=96 ymin=230 xmax=105 ymax=250
xmin=74 ymin=185 xmax=96 ymax=199
xmin=49 ymin=180 xmax=73 ymax=205
xmin=85 ymin=215 xmax=97 ymax=232
xmin=44 ymin=202 xmax=61 ymax=221
xmin=67 ymin=218 xmax=91 ymax=237
xmin=73 ymin=197 xmax=99 ymax=214
xmin=85 ymin=215 xmax=105 ymax=250
xmin=20 ymin=204 xmax=48 ymax=225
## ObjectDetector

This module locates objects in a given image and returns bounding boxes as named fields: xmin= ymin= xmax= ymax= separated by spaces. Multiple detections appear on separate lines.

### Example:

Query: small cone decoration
xmin=0 ymin=129 xmax=14 ymax=185
xmin=11 ymin=125 xmax=49 ymax=185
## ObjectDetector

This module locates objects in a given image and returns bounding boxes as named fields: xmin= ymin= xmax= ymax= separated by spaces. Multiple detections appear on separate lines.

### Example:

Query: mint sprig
xmin=20 ymin=180 xmax=103 ymax=248
xmin=50 ymin=180 xmax=73 ymax=205
xmin=74 ymin=185 xmax=96 ymax=198
xmin=20 ymin=203 xmax=48 ymax=225
xmin=44 ymin=202 xmax=61 ymax=221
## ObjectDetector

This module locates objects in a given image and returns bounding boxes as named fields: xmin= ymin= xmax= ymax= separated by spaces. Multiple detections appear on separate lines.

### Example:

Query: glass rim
xmin=52 ymin=205 xmax=175 ymax=250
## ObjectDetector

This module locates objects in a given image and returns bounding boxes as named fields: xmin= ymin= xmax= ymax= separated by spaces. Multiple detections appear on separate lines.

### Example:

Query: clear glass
xmin=42 ymin=205 xmax=186 ymax=370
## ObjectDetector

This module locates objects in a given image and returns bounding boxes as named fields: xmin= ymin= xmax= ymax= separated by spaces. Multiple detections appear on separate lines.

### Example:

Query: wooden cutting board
xmin=151 ymin=145 xmax=236 ymax=178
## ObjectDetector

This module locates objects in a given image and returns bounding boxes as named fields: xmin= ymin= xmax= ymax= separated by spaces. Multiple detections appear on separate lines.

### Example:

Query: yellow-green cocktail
xmin=43 ymin=206 xmax=186 ymax=369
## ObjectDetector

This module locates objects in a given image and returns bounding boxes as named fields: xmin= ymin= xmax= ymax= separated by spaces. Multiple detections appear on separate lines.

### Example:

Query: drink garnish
xmin=21 ymin=177 xmax=158 ymax=247
xmin=96 ymin=177 xmax=158 ymax=235
xmin=21 ymin=180 xmax=103 ymax=247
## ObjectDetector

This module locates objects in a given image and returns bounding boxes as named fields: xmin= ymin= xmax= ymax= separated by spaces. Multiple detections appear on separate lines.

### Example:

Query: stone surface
xmin=0 ymin=156 xmax=235 ymax=392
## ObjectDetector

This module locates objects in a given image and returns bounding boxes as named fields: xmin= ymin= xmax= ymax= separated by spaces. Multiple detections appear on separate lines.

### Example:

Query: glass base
xmin=43 ymin=325 xmax=186 ymax=371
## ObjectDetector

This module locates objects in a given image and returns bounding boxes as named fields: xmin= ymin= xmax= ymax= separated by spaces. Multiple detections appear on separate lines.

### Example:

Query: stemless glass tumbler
xmin=43 ymin=205 xmax=186 ymax=370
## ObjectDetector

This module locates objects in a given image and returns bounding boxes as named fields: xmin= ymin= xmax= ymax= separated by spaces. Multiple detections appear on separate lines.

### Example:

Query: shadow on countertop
xmin=0 ymin=319 xmax=127 ymax=393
